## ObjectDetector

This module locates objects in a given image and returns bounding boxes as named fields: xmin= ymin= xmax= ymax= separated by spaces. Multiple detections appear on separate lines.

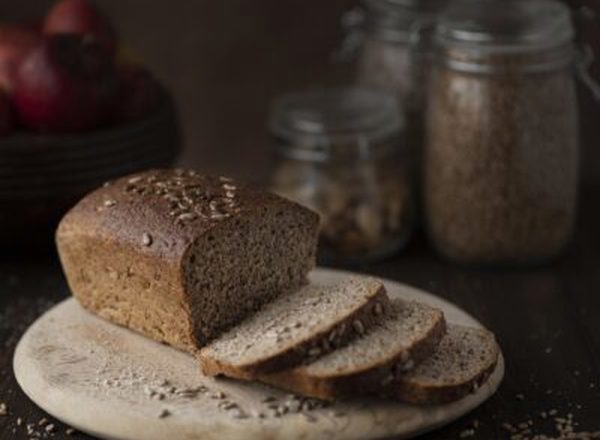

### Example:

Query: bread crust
xmin=56 ymin=169 xmax=319 ymax=350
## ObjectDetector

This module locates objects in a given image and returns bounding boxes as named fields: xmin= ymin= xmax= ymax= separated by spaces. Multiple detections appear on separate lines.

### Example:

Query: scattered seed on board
xmin=220 ymin=401 xmax=238 ymax=410
xmin=158 ymin=409 xmax=171 ymax=419
xmin=38 ymin=417 xmax=48 ymax=426
xmin=142 ymin=233 xmax=153 ymax=246
xmin=302 ymin=413 xmax=317 ymax=423
xmin=0 ymin=403 xmax=7 ymax=416
xmin=232 ymin=410 xmax=249 ymax=419
xmin=66 ymin=428 xmax=76 ymax=435
xmin=103 ymin=199 xmax=117 ymax=208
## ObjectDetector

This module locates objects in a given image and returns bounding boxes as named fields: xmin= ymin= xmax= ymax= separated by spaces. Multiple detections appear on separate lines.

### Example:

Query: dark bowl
xmin=0 ymin=95 xmax=181 ymax=251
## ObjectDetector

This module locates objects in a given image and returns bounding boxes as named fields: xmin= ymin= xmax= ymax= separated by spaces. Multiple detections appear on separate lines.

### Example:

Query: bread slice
xmin=389 ymin=324 xmax=499 ymax=404
xmin=258 ymin=298 xmax=446 ymax=400
xmin=56 ymin=169 xmax=319 ymax=352
xmin=199 ymin=277 xmax=390 ymax=379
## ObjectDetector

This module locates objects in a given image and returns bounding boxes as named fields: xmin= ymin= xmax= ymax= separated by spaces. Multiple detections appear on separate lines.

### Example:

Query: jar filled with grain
xmin=424 ymin=0 xmax=579 ymax=265
xmin=269 ymin=87 xmax=413 ymax=264
xmin=352 ymin=0 xmax=447 ymax=151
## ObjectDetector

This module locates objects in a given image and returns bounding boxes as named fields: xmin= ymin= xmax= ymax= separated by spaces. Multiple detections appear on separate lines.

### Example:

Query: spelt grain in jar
xmin=269 ymin=87 xmax=414 ymax=264
xmin=424 ymin=0 xmax=579 ymax=265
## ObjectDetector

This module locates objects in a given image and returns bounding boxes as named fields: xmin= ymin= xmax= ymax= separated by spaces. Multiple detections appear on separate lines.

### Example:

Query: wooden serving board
xmin=13 ymin=268 xmax=504 ymax=440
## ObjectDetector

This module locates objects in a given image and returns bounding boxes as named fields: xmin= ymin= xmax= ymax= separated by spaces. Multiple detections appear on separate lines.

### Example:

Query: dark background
xmin=1 ymin=1 xmax=599 ymax=439
xmin=2 ymin=0 xmax=599 ymax=183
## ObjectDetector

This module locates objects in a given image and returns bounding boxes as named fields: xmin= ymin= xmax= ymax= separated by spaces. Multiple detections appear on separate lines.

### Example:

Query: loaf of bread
xmin=56 ymin=169 xmax=319 ymax=352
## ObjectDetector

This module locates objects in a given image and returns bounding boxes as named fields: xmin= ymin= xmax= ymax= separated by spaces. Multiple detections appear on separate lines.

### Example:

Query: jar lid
xmin=435 ymin=0 xmax=574 ymax=53
xmin=365 ymin=0 xmax=446 ymax=13
xmin=362 ymin=0 xmax=447 ymax=42
xmin=269 ymin=87 xmax=403 ymax=161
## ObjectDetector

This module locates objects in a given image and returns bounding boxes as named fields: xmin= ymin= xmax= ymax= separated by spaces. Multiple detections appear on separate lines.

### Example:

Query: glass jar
xmin=352 ymin=0 xmax=447 ymax=151
xmin=424 ymin=0 xmax=579 ymax=265
xmin=268 ymin=87 xmax=414 ymax=264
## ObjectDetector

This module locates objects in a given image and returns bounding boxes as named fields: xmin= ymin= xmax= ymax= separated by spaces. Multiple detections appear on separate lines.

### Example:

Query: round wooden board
xmin=13 ymin=268 xmax=504 ymax=440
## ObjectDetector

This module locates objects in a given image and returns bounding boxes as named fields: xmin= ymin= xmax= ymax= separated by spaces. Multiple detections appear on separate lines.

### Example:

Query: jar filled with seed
xmin=349 ymin=0 xmax=447 ymax=151
xmin=424 ymin=0 xmax=579 ymax=265
xmin=269 ymin=87 xmax=414 ymax=264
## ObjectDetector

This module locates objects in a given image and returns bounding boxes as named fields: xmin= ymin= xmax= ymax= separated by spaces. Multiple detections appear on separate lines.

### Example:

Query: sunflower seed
xmin=308 ymin=347 xmax=321 ymax=357
xmin=352 ymin=319 xmax=365 ymax=335
xmin=373 ymin=302 xmax=384 ymax=316
xmin=142 ymin=233 xmax=153 ymax=246
xmin=178 ymin=213 xmax=196 ymax=221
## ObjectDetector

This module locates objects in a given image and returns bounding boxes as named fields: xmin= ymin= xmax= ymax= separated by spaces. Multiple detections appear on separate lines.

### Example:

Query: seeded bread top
xmin=56 ymin=169 xmax=319 ymax=260
xmin=293 ymin=299 xmax=444 ymax=377
xmin=201 ymin=277 xmax=387 ymax=369
xmin=398 ymin=324 xmax=498 ymax=387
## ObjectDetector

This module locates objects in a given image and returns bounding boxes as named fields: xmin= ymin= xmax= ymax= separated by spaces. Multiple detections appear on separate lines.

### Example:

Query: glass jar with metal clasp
xmin=268 ymin=87 xmax=414 ymax=264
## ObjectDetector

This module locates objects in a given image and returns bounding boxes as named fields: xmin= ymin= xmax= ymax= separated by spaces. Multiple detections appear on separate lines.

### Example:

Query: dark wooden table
xmin=1 ymin=183 xmax=599 ymax=439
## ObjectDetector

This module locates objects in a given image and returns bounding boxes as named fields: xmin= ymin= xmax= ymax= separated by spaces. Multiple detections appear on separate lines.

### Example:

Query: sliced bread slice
xmin=389 ymin=324 xmax=499 ymax=404
xmin=258 ymin=298 xmax=446 ymax=400
xmin=199 ymin=277 xmax=390 ymax=379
